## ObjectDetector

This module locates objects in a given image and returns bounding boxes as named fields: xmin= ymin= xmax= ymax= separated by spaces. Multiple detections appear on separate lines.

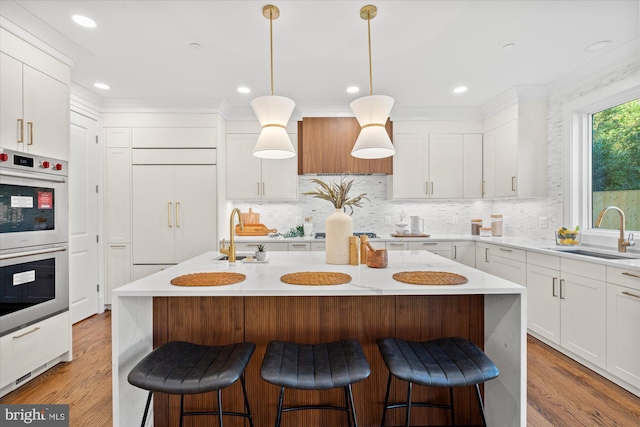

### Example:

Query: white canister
xmin=410 ymin=216 xmax=424 ymax=235
xmin=303 ymin=217 xmax=314 ymax=237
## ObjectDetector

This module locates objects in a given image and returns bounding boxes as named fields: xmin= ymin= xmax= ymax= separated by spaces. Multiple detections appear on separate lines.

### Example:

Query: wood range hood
xmin=297 ymin=117 xmax=393 ymax=175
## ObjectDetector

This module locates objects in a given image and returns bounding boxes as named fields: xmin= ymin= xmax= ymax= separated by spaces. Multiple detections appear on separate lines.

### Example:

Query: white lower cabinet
xmin=233 ymin=242 xmax=288 ymax=252
xmin=407 ymin=241 xmax=453 ymax=259
xmin=452 ymin=241 xmax=475 ymax=267
xmin=491 ymin=254 xmax=526 ymax=286
xmin=475 ymin=242 xmax=491 ymax=273
xmin=526 ymin=254 xmax=561 ymax=344
xmin=132 ymin=264 xmax=173 ymax=281
xmin=0 ymin=312 xmax=70 ymax=393
xmin=106 ymin=244 xmax=131 ymax=305
xmin=288 ymin=242 xmax=310 ymax=251
xmin=386 ymin=241 xmax=407 ymax=251
xmin=310 ymin=242 xmax=326 ymax=251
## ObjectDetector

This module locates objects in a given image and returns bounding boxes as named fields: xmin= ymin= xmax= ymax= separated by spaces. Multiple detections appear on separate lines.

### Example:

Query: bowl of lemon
xmin=556 ymin=226 xmax=580 ymax=246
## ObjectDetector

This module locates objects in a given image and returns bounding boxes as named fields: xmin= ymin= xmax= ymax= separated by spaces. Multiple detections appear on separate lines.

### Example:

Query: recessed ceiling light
xmin=72 ymin=14 xmax=96 ymax=28
xmin=502 ymin=43 xmax=516 ymax=51
xmin=189 ymin=43 xmax=202 ymax=50
xmin=586 ymin=40 xmax=612 ymax=52
xmin=347 ymin=86 xmax=360 ymax=93
xmin=93 ymin=82 xmax=110 ymax=90
xmin=237 ymin=87 xmax=251 ymax=94
xmin=453 ymin=86 xmax=468 ymax=94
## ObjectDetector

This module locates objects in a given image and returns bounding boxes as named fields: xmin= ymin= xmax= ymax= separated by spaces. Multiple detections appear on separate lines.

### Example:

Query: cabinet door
xmin=560 ymin=272 xmax=607 ymax=369
xmin=463 ymin=134 xmax=483 ymax=198
xmin=174 ymin=165 xmax=217 ymax=263
xmin=392 ymin=134 xmax=428 ymax=199
xmin=491 ymin=256 xmax=526 ymax=286
xmin=288 ymin=242 xmax=310 ymax=251
xmin=386 ymin=242 xmax=407 ymax=251
xmin=132 ymin=165 xmax=175 ymax=264
xmin=482 ymin=129 xmax=496 ymax=198
xmin=22 ymin=64 xmax=68 ymax=160
xmin=106 ymin=244 xmax=131 ymax=305
xmin=607 ymin=284 xmax=640 ymax=388
xmin=0 ymin=52 xmax=23 ymax=151
xmin=527 ymin=264 xmax=560 ymax=344
xmin=429 ymin=134 xmax=463 ymax=199
xmin=475 ymin=243 xmax=491 ymax=273
xmin=105 ymin=148 xmax=131 ymax=243
xmin=452 ymin=241 xmax=475 ymax=267
xmin=261 ymin=135 xmax=298 ymax=200
xmin=495 ymin=120 xmax=517 ymax=197
xmin=226 ymin=134 xmax=262 ymax=199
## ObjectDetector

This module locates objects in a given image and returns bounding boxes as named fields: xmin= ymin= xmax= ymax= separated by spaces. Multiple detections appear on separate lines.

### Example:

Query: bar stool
xmin=127 ymin=341 xmax=255 ymax=427
xmin=377 ymin=337 xmax=499 ymax=427
xmin=260 ymin=339 xmax=371 ymax=427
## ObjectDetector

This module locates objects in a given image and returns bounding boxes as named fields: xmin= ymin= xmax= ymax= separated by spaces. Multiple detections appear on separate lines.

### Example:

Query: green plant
xmin=256 ymin=244 xmax=266 ymax=252
xmin=303 ymin=174 xmax=369 ymax=215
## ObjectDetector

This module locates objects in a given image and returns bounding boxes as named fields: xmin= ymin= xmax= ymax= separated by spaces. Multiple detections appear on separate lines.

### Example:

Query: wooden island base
xmin=152 ymin=295 xmax=484 ymax=427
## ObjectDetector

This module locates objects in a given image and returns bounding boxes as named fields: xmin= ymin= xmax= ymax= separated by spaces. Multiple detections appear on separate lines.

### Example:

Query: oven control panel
xmin=0 ymin=149 xmax=67 ymax=177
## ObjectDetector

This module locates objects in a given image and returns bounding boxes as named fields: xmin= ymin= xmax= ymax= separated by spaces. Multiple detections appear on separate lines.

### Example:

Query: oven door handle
xmin=0 ymin=169 xmax=66 ymax=183
xmin=0 ymin=246 xmax=67 ymax=261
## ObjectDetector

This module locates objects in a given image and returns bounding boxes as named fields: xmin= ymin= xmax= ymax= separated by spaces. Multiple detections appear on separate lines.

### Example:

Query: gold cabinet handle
xmin=485 ymin=247 xmax=489 ymax=263
xmin=622 ymin=272 xmax=640 ymax=279
xmin=27 ymin=121 xmax=33 ymax=145
xmin=175 ymin=202 xmax=180 ymax=227
xmin=425 ymin=182 xmax=429 ymax=195
xmin=168 ymin=202 xmax=172 ymax=227
xmin=482 ymin=181 xmax=485 ymax=196
xmin=499 ymin=248 xmax=513 ymax=252
xmin=512 ymin=176 xmax=516 ymax=192
xmin=453 ymin=245 xmax=457 ymax=259
xmin=431 ymin=182 xmax=434 ymax=194
xmin=262 ymin=182 xmax=265 ymax=196
xmin=622 ymin=291 xmax=640 ymax=299
xmin=13 ymin=327 xmax=40 ymax=339
xmin=560 ymin=279 xmax=565 ymax=299
xmin=17 ymin=118 xmax=24 ymax=143
xmin=552 ymin=277 xmax=558 ymax=297
xmin=257 ymin=182 xmax=261 ymax=196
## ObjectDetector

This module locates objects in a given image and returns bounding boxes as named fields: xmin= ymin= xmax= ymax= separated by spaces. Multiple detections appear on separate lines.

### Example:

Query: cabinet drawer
xmin=310 ymin=242 xmax=326 ymax=251
xmin=234 ymin=242 xmax=288 ymax=252
xmin=0 ymin=311 xmax=70 ymax=388
xmin=288 ymin=243 xmax=310 ymax=251
xmin=429 ymin=250 xmax=452 ymax=259
xmin=132 ymin=127 xmax=216 ymax=148
xmin=606 ymin=266 xmax=640 ymax=291
xmin=561 ymin=258 xmax=606 ymax=282
xmin=490 ymin=245 xmax=526 ymax=262
xmin=527 ymin=251 xmax=560 ymax=270
xmin=407 ymin=241 xmax=452 ymax=251
xmin=386 ymin=242 xmax=407 ymax=251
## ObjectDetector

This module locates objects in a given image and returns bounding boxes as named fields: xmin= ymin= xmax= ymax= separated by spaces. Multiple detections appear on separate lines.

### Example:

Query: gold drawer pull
xmin=17 ymin=118 xmax=24 ymax=143
xmin=13 ymin=327 xmax=40 ymax=339
xmin=27 ymin=121 xmax=33 ymax=145
xmin=622 ymin=291 xmax=640 ymax=299
xmin=622 ymin=272 xmax=640 ymax=279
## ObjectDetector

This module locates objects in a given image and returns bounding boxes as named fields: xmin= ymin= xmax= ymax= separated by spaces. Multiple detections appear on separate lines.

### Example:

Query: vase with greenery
xmin=255 ymin=244 xmax=267 ymax=261
xmin=304 ymin=175 xmax=369 ymax=264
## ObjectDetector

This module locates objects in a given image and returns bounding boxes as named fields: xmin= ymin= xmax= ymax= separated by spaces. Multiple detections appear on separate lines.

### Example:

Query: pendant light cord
xmin=367 ymin=9 xmax=373 ymax=96
xmin=269 ymin=8 xmax=274 ymax=96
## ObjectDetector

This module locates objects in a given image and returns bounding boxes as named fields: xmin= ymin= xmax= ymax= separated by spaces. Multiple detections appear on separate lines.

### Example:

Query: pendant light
xmin=251 ymin=4 xmax=296 ymax=159
xmin=350 ymin=4 xmax=395 ymax=159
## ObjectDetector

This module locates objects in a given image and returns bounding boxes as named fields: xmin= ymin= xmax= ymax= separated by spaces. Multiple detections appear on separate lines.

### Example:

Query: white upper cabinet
xmin=0 ymin=30 xmax=70 ymax=160
xmin=483 ymin=101 xmax=547 ymax=198
xmin=391 ymin=131 xmax=482 ymax=200
xmin=226 ymin=133 xmax=298 ymax=200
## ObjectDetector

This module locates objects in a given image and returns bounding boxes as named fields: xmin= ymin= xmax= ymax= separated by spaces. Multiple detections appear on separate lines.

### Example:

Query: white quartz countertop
xmin=114 ymin=250 xmax=525 ymax=297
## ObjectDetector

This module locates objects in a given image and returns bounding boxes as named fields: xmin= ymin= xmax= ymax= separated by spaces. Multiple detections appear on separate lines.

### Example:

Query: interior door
xmin=69 ymin=111 xmax=100 ymax=323
xmin=132 ymin=165 xmax=175 ymax=264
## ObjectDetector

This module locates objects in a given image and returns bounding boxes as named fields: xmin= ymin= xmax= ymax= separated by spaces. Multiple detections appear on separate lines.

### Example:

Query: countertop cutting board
xmin=241 ymin=208 xmax=260 ymax=225
xmin=235 ymin=223 xmax=277 ymax=236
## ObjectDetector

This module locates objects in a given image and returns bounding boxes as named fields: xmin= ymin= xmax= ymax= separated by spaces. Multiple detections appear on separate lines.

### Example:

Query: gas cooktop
xmin=314 ymin=232 xmax=378 ymax=239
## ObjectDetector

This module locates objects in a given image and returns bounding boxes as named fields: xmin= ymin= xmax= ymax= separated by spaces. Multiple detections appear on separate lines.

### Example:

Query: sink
xmin=552 ymin=248 xmax=639 ymax=260
xmin=215 ymin=255 xmax=248 ymax=261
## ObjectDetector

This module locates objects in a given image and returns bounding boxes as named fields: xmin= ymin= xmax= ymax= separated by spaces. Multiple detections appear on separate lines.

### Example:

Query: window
xmin=591 ymin=99 xmax=640 ymax=232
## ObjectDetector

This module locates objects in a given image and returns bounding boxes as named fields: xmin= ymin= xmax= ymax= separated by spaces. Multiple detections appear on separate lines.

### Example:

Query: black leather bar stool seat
xmin=377 ymin=337 xmax=499 ymax=427
xmin=261 ymin=339 xmax=371 ymax=427
xmin=128 ymin=341 xmax=255 ymax=427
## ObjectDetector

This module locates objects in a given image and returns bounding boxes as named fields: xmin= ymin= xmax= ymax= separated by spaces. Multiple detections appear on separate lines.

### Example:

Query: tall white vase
xmin=325 ymin=209 xmax=353 ymax=265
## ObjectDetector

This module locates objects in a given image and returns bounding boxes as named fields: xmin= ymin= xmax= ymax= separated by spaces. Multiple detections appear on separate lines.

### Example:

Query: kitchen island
xmin=112 ymin=250 xmax=526 ymax=427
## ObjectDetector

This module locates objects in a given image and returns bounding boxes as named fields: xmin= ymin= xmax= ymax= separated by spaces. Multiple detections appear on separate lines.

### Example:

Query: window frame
xmin=563 ymin=76 xmax=640 ymax=238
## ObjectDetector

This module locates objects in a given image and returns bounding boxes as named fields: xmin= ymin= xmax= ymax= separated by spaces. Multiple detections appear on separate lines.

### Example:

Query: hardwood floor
xmin=1 ymin=312 xmax=639 ymax=426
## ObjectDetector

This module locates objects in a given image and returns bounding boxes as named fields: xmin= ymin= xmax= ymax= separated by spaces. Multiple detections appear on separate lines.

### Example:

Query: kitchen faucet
xmin=594 ymin=206 xmax=635 ymax=253
xmin=220 ymin=208 xmax=244 ymax=262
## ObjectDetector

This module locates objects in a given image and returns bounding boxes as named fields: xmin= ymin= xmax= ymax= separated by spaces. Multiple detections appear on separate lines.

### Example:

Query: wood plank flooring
xmin=1 ymin=311 xmax=639 ymax=426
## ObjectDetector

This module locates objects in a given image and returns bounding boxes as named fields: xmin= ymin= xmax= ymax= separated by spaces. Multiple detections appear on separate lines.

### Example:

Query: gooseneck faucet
xmin=594 ymin=206 xmax=635 ymax=253
xmin=220 ymin=208 xmax=244 ymax=262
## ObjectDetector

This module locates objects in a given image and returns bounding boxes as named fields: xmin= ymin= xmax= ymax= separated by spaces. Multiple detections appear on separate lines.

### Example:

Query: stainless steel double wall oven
xmin=0 ymin=148 xmax=69 ymax=336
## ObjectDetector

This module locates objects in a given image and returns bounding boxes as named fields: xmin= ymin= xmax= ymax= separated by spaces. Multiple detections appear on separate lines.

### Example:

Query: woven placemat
xmin=170 ymin=272 xmax=246 ymax=287
xmin=392 ymin=271 xmax=468 ymax=286
xmin=280 ymin=272 xmax=352 ymax=286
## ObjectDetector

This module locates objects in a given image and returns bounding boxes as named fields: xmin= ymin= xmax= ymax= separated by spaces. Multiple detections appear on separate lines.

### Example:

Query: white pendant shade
xmin=350 ymin=95 xmax=395 ymax=159
xmin=251 ymin=95 xmax=296 ymax=159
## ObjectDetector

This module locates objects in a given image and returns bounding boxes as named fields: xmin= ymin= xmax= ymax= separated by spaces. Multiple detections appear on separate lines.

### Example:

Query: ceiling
xmin=1 ymin=0 xmax=639 ymax=119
